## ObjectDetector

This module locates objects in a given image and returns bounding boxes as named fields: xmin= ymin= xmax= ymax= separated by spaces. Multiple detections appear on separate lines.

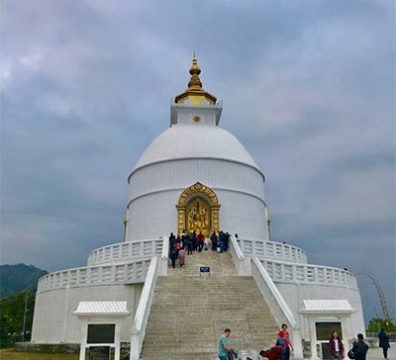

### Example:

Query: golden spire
xmin=175 ymin=56 xmax=217 ymax=105
xmin=187 ymin=56 xmax=203 ymax=89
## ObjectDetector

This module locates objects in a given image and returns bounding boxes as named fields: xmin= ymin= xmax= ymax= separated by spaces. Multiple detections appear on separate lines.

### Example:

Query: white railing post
xmin=158 ymin=236 xmax=169 ymax=276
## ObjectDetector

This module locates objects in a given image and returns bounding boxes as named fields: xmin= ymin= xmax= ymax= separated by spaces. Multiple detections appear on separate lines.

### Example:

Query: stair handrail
xmin=130 ymin=256 xmax=159 ymax=360
xmin=229 ymin=235 xmax=252 ymax=275
xmin=230 ymin=235 xmax=245 ymax=259
xmin=252 ymin=257 xmax=297 ymax=328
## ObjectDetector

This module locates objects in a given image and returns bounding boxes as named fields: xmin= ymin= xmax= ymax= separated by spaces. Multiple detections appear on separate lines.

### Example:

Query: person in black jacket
xmin=351 ymin=334 xmax=368 ymax=360
xmin=378 ymin=328 xmax=390 ymax=359
xmin=170 ymin=246 xmax=177 ymax=268
xmin=210 ymin=231 xmax=218 ymax=251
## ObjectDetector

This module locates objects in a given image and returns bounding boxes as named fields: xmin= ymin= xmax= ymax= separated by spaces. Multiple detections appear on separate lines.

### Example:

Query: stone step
xmin=139 ymin=252 xmax=277 ymax=359
xmin=167 ymin=251 xmax=237 ymax=277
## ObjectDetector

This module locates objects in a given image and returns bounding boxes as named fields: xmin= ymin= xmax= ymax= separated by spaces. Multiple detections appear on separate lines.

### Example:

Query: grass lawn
xmin=0 ymin=349 xmax=79 ymax=360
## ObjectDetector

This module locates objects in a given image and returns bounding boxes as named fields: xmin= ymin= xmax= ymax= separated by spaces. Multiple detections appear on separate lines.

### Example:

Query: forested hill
xmin=0 ymin=264 xmax=47 ymax=297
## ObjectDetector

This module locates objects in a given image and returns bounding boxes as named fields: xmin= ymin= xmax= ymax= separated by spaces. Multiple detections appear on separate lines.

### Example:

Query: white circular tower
xmin=126 ymin=58 xmax=269 ymax=240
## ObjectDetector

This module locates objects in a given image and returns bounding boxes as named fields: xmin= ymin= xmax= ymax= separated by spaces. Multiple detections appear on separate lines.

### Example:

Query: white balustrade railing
xmin=252 ymin=258 xmax=303 ymax=358
xmin=252 ymin=258 xmax=297 ymax=327
xmin=237 ymin=238 xmax=308 ymax=264
xmin=87 ymin=238 xmax=163 ymax=266
xmin=261 ymin=259 xmax=358 ymax=289
xmin=37 ymin=258 xmax=151 ymax=293
xmin=130 ymin=257 xmax=160 ymax=360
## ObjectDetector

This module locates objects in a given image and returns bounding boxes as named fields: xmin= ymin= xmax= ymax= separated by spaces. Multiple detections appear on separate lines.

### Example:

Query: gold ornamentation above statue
xmin=175 ymin=56 xmax=217 ymax=105
xmin=177 ymin=181 xmax=220 ymax=207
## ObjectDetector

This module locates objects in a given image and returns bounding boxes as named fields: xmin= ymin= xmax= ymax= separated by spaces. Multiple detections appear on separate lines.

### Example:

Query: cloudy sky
xmin=2 ymin=0 xmax=395 ymax=323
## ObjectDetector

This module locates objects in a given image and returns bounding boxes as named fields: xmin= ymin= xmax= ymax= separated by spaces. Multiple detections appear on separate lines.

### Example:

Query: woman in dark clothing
xmin=169 ymin=232 xmax=176 ymax=248
xmin=378 ymin=328 xmax=390 ymax=359
xmin=210 ymin=231 xmax=218 ymax=251
xmin=329 ymin=330 xmax=344 ymax=360
xmin=186 ymin=235 xmax=193 ymax=255
xmin=192 ymin=231 xmax=197 ymax=251
xmin=170 ymin=246 xmax=177 ymax=268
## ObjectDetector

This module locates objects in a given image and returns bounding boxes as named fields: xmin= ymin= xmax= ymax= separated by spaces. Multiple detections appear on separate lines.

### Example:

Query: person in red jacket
xmin=277 ymin=324 xmax=293 ymax=360
xmin=197 ymin=231 xmax=205 ymax=252
xmin=329 ymin=330 xmax=344 ymax=360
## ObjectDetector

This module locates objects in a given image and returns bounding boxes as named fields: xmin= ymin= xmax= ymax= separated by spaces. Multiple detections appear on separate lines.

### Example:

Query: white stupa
xmin=126 ymin=57 xmax=268 ymax=242
xmin=31 ymin=58 xmax=365 ymax=360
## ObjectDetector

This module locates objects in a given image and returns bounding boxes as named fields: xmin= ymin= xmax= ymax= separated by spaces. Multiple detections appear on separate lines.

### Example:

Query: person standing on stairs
xmin=169 ymin=232 xmax=176 ymax=249
xmin=218 ymin=231 xmax=224 ymax=252
xmin=218 ymin=328 xmax=233 ymax=360
xmin=278 ymin=323 xmax=293 ymax=360
xmin=192 ymin=231 xmax=197 ymax=251
xmin=170 ymin=245 xmax=177 ymax=268
xmin=224 ymin=232 xmax=230 ymax=251
xmin=178 ymin=248 xmax=185 ymax=267
xmin=182 ymin=229 xmax=189 ymax=251
xmin=211 ymin=231 xmax=218 ymax=251
xmin=186 ymin=234 xmax=193 ymax=255
xmin=197 ymin=231 xmax=205 ymax=251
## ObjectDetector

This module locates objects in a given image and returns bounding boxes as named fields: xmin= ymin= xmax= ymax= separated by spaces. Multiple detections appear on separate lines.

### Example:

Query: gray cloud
xmin=1 ymin=0 xmax=394 ymax=323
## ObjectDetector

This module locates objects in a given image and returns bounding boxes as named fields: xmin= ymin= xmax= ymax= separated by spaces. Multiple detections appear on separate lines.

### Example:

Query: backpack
xmin=347 ymin=349 xmax=356 ymax=359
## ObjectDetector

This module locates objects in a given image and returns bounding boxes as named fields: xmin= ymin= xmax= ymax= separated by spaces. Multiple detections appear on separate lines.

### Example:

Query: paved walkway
xmin=366 ymin=346 xmax=393 ymax=360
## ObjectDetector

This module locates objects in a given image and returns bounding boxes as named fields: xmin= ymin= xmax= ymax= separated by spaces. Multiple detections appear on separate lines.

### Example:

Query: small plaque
xmin=200 ymin=266 xmax=210 ymax=273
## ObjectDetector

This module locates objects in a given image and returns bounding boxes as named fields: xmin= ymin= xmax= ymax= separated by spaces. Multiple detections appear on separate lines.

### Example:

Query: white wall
xmin=31 ymin=283 xmax=143 ymax=344
xmin=126 ymin=158 xmax=268 ymax=240
xmin=128 ymin=158 xmax=265 ymax=203
xmin=126 ymin=188 xmax=269 ymax=240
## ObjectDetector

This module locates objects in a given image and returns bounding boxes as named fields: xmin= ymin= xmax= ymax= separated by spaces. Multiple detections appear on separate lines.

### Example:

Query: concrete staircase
xmin=140 ymin=251 xmax=277 ymax=360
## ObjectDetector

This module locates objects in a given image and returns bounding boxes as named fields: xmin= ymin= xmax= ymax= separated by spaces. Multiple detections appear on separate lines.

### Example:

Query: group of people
xmin=168 ymin=230 xmax=231 ymax=268
xmin=210 ymin=231 xmax=231 ymax=252
xmin=218 ymin=324 xmax=391 ymax=360
xmin=217 ymin=324 xmax=294 ymax=360
xmin=328 ymin=328 xmax=391 ymax=360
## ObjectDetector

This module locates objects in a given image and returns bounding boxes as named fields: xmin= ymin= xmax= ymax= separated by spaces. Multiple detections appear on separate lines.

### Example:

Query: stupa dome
xmin=133 ymin=124 xmax=262 ymax=174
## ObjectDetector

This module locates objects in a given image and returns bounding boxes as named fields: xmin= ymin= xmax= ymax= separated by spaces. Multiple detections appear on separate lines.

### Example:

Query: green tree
xmin=367 ymin=317 xmax=396 ymax=332
xmin=0 ymin=291 xmax=35 ymax=348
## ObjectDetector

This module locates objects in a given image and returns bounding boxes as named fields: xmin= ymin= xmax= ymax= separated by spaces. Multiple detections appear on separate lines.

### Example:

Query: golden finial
xmin=174 ymin=55 xmax=217 ymax=105
xmin=188 ymin=56 xmax=202 ymax=89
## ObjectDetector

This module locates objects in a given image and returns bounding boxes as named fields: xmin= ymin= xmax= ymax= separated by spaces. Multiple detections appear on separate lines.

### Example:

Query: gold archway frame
xmin=176 ymin=182 xmax=220 ymax=236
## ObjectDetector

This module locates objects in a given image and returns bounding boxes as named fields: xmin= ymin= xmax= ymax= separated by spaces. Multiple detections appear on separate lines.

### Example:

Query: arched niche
xmin=176 ymin=182 xmax=220 ymax=237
